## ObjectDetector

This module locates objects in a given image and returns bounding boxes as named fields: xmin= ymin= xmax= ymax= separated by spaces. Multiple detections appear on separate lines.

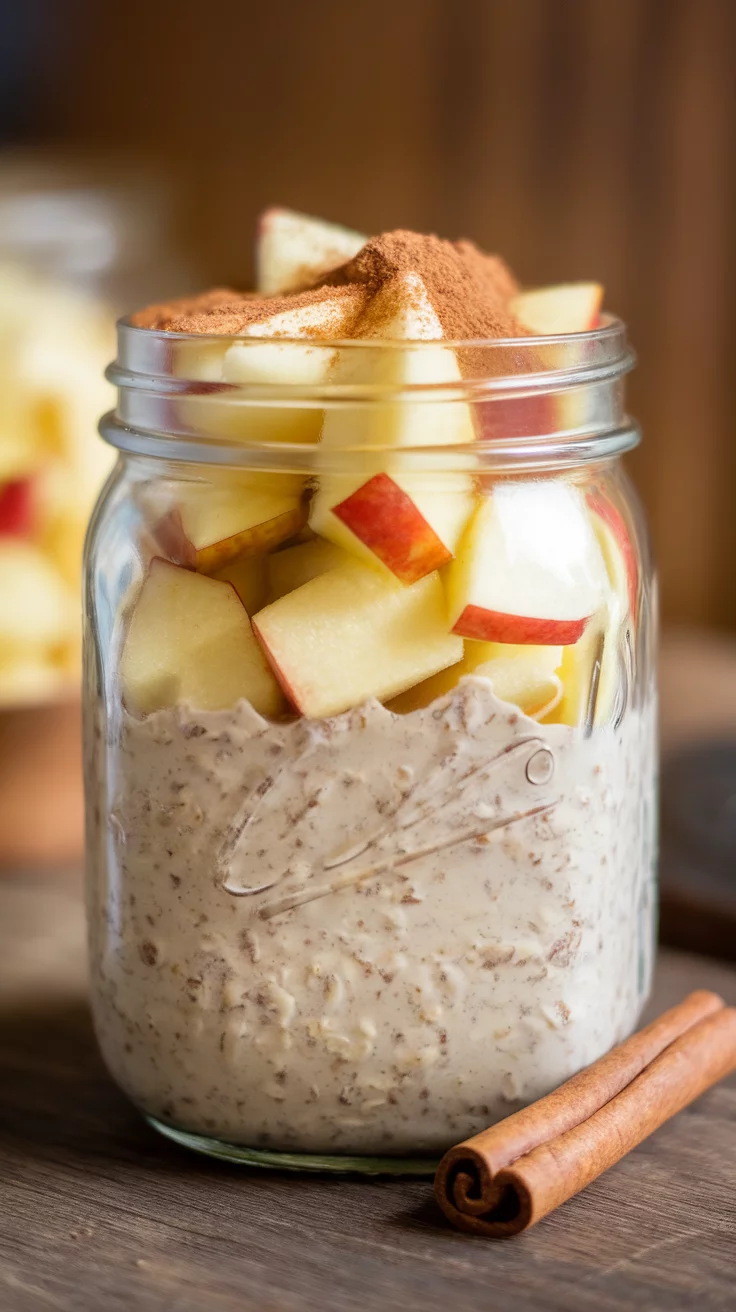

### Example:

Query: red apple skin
xmin=333 ymin=472 xmax=452 ymax=583
xmin=154 ymin=504 xmax=307 ymax=575
xmin=251 ymin=618 xmax=303 ymax=713
xmin=476 ymin=391 xmax=557 ymax=445
xmin=587 ymin=490 xmax=638 ymax=617
xmin=0 ymin=478 xmax=35 ymax=537
xmin=452 ymin=604 xmax=589 ymax=646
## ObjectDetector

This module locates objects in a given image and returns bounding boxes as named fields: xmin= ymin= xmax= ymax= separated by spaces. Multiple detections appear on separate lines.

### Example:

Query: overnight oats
xmin=85 ymin=210 xmax=657 ymax=1168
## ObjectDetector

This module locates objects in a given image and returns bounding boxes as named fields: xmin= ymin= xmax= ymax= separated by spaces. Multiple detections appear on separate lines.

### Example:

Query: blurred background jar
xmin=0 ymin=155 xmax=193 ymax=868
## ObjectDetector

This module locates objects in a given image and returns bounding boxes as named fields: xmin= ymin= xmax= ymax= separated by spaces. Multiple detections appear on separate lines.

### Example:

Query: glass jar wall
xmin=84 ymin=319 xmax=657 ymax=1169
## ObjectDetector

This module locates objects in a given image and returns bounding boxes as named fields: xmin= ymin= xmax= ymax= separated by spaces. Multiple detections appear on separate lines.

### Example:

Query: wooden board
xmin=1 ymin=870 xmax=735 ymax=1311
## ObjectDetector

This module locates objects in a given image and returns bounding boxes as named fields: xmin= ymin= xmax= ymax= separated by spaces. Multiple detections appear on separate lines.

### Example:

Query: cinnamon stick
xmin=435 ymin=990 xmax=736 ymax=1238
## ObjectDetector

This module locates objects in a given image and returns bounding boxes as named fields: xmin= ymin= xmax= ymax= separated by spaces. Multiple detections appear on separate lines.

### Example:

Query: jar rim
xmin=102 ymin=313 xmax=638 ymax=473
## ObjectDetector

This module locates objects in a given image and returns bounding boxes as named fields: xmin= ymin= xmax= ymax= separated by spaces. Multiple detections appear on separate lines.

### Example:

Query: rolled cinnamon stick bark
xmin=435 ymin=990 xmax=736 ymax=1237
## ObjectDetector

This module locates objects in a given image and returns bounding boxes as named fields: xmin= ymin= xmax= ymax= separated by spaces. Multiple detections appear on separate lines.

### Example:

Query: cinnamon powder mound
xmin=131 ymin=228 xmax=526 ymax=342
xmin=131 ymin=284 xmax=365 ymax=336
xmin=323 ymin=230 xmax=525 ymax=340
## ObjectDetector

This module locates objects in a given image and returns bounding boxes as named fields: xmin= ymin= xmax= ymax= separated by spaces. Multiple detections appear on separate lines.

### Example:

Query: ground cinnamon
xmin=434 ymin=990 xmax=736 ymax=1238
xmin=130 ymin=283 xmax=365 ymax=336
xmin=321 ymin=230 xmax=523 ymax=340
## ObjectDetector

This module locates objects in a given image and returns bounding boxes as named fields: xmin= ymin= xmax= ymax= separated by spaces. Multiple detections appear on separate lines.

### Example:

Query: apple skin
xmin=452 ymin=604 xmax=589 ymax=646
xmin=252 ymin=627 xmax=301 ymax=712
xmin=0 ymin=478 xmax=35 ymax=537
xmin=155 ymin=502 xmax=306 ymax=574
xmin=586 ymin=490 xmax=638 ymax=618
xmin=332 ymin=472 xmax=452 ymax=583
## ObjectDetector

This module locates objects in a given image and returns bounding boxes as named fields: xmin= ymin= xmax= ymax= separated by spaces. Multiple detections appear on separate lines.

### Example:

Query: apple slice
xmin=177 ymin=285 xmax=366 ymax=447
xmin=331 ymin=472 xmax=461 ymax=585
xmin=309 ymin=272 xmax=478 ymax=582
xmin=256 ymin=207 xmax=366 ymax=296
xmin=389 ymin=641 xmax=562 ymax=716
xmin=447 ymin=482 xmax=608 ymax=645
xmin=510 ymin=283 xmax=603 ymax=335
xmin=267 ymin=538 xmax=349 ymax=601
xmin=157 ymin=479 xmax=306 ymax=574
xmin=120 ymin=558 xmax=283 ymax=717
xmin=253 ymin=562 xmax=463 ymax=719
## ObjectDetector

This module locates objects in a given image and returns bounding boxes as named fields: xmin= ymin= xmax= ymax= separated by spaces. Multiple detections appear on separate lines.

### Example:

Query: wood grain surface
xmin=1 ymin=871 xmax=735 ymax=1312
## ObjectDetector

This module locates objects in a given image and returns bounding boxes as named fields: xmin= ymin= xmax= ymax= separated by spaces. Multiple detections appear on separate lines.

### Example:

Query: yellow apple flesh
xmin=253 ymin=562 xmax=462 ymax=719
xmin=447 ymin=482 xmax=608 ymax=645
xmin=120 ymin=558 xmax=284 ymax=717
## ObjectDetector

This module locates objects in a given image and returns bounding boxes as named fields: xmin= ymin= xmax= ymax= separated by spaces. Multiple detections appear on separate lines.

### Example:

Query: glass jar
xmin=85 ymin=317 xmax=657 ymax=1172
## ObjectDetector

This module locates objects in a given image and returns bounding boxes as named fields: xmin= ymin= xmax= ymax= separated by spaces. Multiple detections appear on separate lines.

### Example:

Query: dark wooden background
xmin=29 ymin=0 xmax=736 ymax=633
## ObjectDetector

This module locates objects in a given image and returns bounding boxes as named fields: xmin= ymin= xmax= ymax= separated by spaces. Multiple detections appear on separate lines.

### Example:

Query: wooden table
xmin=1 ymin=872 xmax=735 ymax=1312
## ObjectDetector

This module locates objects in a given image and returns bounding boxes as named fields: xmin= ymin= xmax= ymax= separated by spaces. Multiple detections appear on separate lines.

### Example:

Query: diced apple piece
xmin=332 ymin=472 xmax=460 ymax=584
xmin=253 ymin=563 xmax=462 ymax=719
xmin=157 ymin=479 xmax=306 ymax=574
xmin=310 ymin=273 xmax=478 ymax=581
xmin=212 ymin=553 xmax=268 ymax=613
xmin=511 ymin=283 xmax=603 ymax=335
xmin=256 ymin=207 xmax=366 ymax=296
xmin=587 ymin=490 xmax=638 ymax=618
xmin=447 ymin=482 xmax=608 ymax=645
xmin=507 ymin=284 xmax=603 ymax=435
xmin=267 ymin=538 xmax=349 ymax=601
xmin=177 ymin=287 xmax=366 ymax=446
xmin=389 ymin=641 xmax=562 ymax=716
xmin=473 ymin=648 xmax=562 ymax=717
xmin=120 ymin=558 xmax=283 ymax=717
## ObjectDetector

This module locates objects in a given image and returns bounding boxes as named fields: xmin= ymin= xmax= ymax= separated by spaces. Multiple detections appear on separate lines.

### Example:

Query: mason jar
xmin=85 ymin=315 xmax=657 ymax=1172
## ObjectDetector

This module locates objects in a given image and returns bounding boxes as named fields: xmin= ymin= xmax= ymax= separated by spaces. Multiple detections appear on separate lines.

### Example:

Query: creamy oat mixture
xmin=87 ymin=677 xmax=656 ymax=1156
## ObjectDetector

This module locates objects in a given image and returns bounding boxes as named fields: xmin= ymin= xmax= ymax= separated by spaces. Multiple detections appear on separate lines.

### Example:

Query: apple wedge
xmin=120 ymin=558 xmax=283 ymax=717
xmin=256 ymin=207 xmax=366 ymax=296
xmin=156 ymin=479 xmax=306 ymax=574
xmin=176 ymin=285 xmax=366 ymax=447
xmin=446 ymin=482 xmax=608 ymax=645
xmin=511 ymin=283 xmax=603 ymax=335
xmin=507 ymin=284 xmax=604 ymax=436
xmin=253 ymin=562 xmax=463 ymax=719
xmin=267 ymin=538 xmax=349 ymax=601
xmin=389 ymin=641 xmax=562 ymax=717
xmin=309 ymin=272 xmax=478 ymax=582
